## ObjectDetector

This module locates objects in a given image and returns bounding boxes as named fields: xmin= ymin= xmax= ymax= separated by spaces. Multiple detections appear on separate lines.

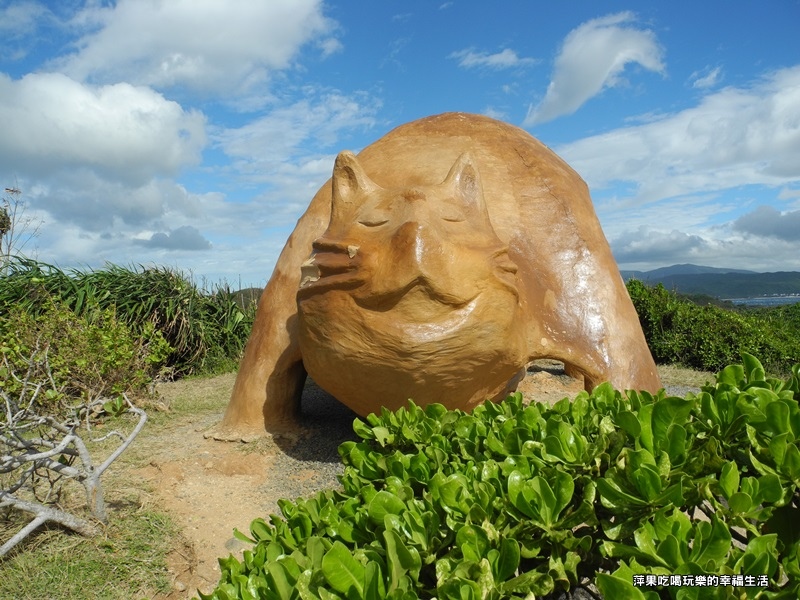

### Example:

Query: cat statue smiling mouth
xmin=217 ymin=112 xmax=661 ymax=436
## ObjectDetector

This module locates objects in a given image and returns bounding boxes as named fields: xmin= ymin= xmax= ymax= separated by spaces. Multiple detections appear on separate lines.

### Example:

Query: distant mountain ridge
xmin=620 ymin=264 xmax=800 ymax=300
xmin=621 ymin=263 xmax=757 ymax=279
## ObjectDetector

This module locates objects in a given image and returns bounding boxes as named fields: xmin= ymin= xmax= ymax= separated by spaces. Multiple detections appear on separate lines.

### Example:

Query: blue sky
xmin=1 ymin=1 xmax=799 ymax=288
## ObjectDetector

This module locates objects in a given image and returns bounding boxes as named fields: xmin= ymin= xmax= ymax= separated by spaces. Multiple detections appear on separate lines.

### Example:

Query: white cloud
xmin=609 ymin=224 xmax=800 ymax=272
xmin=217 ymin=92 xmax=380 ymax=173
xmin=483 ymin=107 xmax=508 ymax=120
xmin=136 ymin=225 xmax=212 ymax=251
xmin=213 ymin=92 xmax=381 ymax=230
xmin=28 ymin=173 xmax=206 ymax=232
xmin=558 ymin=65 xmax=800 ymax=204
xmin=732 ymin=206 xmax=800 ymax=241
xmin=0 ymin=1 xmax=48 ymax=38
xmin=21 ymin=171 xmax=277 ymax=281
xmin=0 ymin=1 xmax=53 ymax=60
xmin=56 ymin=0 xmax=337 ymax=96
xmin=611 ymin=227 xmax=708 ymax=264
xmin=0 ymin=72 xmax=206 ymax=185
xmin=597 ymin=193 xmax=728 ymax=242
xmin=524 ymin=12 xmax=665 ymax=125
xmin=690 ymin=66 xmax=723 ymax=89
xmin=778 ymin=187 xmax=800 ymax=203
xmin=318 ymin=37 xmax=344 ymax=58
xmin=449 ymin=48 xmax=538 ymax=70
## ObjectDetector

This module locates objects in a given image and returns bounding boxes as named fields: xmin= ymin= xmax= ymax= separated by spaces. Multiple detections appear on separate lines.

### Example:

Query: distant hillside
xmin=621 ymin=264 xmax=800 ymax=299
xmin=619 ymin=263 xmax=756 ymax=280
xmin=231 ymin=287 xmax=262 ymax=309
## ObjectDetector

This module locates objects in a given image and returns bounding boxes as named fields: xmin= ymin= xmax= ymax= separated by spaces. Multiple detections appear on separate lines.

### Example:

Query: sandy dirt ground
xmin=133 ymin=363 xmax=586 ymax=598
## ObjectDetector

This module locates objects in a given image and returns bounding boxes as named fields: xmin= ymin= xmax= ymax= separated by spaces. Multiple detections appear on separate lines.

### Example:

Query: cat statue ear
xmin=441 ymin=153 xmax=488 ymax=217
xmin=331 ymin=151 xmax=380 ymax=223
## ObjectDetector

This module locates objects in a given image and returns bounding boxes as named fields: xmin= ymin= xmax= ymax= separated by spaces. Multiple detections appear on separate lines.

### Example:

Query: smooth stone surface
xmin=219 ymin=112 xmax=660 ymax=434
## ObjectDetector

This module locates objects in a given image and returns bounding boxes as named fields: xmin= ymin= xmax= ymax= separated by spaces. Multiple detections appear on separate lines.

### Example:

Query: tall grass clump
xmin=0 ymin=257 xmax=256 ymax=377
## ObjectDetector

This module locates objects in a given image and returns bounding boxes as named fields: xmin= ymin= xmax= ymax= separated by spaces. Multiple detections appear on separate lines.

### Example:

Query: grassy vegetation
xmin=0 ymin=259 xmax=254 ymax=598
xmin=3 ymin=261 xmax=800 ymax=598
xmin=627 ymin=279 xmax=800 ymax=375
xmin=0 ymin=425 xmax=179 ymax=600
xmin=0 ymin=257 xmax=257 ymax=379
xmin=0 ymin=370 xmax=235 ymax=600
xmin=0 ymin=505 xmax=177 ymax=600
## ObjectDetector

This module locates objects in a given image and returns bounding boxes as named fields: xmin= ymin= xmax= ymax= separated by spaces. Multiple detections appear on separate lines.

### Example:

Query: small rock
xmin=225 ymin=537 xmax=251 ymax=553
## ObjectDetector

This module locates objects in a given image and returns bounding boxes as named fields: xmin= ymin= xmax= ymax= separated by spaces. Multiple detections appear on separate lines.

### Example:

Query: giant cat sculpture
xmin=218 ymin=113 xmax=660 ymax=435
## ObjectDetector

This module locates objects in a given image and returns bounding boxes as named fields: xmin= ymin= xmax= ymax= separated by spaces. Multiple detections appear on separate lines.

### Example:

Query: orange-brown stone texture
xmin=219 ymin=112 xmax=660 ymax=434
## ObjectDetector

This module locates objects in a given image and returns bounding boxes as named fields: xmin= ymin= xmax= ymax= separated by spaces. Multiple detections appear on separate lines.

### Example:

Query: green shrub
xmin=0 ymin=257 xmax=255 ymax=376
xmin=0 ymin=299 xmax=171 ymax=411
xmin=626 ymin=280 xmax=799 ymax=374
xmin=202 ymin=354 xmax=800 ymax=600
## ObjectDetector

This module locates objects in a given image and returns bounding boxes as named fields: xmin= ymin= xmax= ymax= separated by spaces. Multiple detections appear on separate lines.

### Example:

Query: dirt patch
xmin=132 ymin=363 xmax=586 ymax=598
xmin=136 ymin=419 xmax=277 ymax=596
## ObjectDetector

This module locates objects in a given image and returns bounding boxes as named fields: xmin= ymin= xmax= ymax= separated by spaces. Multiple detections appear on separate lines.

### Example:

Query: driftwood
xmin=1 ymin=346 xmax=147 ymax=558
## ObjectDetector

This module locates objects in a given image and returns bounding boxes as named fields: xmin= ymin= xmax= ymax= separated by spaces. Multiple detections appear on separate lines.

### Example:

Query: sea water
xmin=726 ymin=296 xmax=800 ymax=307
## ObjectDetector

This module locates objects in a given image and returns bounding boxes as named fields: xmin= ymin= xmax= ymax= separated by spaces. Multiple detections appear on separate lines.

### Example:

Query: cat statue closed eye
xmin=217 ymin=112 xmax=660 ymax=436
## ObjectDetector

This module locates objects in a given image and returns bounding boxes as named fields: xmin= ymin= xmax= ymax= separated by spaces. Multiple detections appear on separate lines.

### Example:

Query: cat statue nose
xmin=392 ymin=220 xmax=424 ymax=263
xmin=389 ymin=218 xmax=449 ymax=284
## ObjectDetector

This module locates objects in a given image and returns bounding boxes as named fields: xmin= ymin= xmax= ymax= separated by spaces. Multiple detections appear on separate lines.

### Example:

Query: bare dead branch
xmin=1 ymin=349 xmax=148 ymax=557
xmin=0 ymin=492 xmax=98 ymax=558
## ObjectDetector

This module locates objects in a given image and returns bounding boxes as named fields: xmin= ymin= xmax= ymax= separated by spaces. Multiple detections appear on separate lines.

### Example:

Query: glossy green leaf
xmin=719 ymin=461 xmax=740 ymax=500
xmin=265 ymin=562 xmax=295 ymax=600
xmin=367 ymin=490 xmax=405 ymax=524
xmin=352 ymin=419 xmax=373 ymax=440
xmin=550 ymin=470 xmax=575 ymax=523
xmin=738 ymin=534 xmax=778 ymax=577
xmin=383 ymin=528 xmax=421 ymax=590
xmin=321 ymin=541 xmax=365 ymax=597
xmin=596 ymin=474 xmax=649 ymax=510
xmin=531 ymin=476 xmax=558 ymax=525
xmin=718 ymin=364 xmax=745 ymax=388
xmin=437 ymin=578 xmax=480 ymax=600
xmin=770 ymin=433 xmax=792 ymax=469
xmin=233 ymin=527 xmax=255 ymax=544
xmin=596 ymin=572 xmax=649 ymax=599
xmin=250 ymin=518 xmax=274 ymax=543
xmin=728 ymin=491 xmax=752 ymax=514
xmin=651 ymin=397 xmax=693 ymax=455
xmin=616 ymin=410 xmax=642 ymax=438
xmin=757 ymin=473 xmax=784 ymax=504
xmin=434 ymin=473 xmax=471 ymax=514
xmin=489 ymin=538 xmax=520 ymax=582
xmin=689 ymin=514 xmax=731 ymax=569
xmin=742 ymin=353 xmax=766 ymax=384
xmin=456 ymin=524 xmax=490 ymax=562
xmin=656 ymin=534 xmax=684 ymax=569
xmin=500 ymin=569 xmax=554 ymax=596
xmin=665 ymin=424 xmax=687 ymax=464
xmin=372 ymin=426 xmax=394 ymax=446
xmin=506 ymin=470 xmax=536 ymax=518
xmin=363 ymin=561 xmax=386 ymax=600
xmin=781 ymin=443 xmax=800 ymax=482
xmin=638 ymin=403 xmax=654 ymax=453
xmin=306 ymin=536 xmax=327 ymax=570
